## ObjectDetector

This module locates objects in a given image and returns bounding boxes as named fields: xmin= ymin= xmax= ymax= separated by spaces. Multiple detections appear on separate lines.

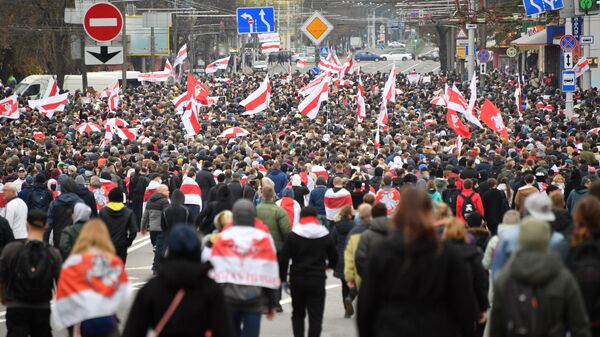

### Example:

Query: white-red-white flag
xmin=299 ymin=75 xmax=330 ymax=119
xmin=357 ymin=76 xmax=366 ymax=122
xmin=324 ymin=188 xmax=353 ymax=221
xmin=515 ymin=75 xmax=523 ymax=114
xmin=173 ymin=44 xmax=188 ymax=68
xmin=180 ymin=176 xmax=202 ymax=209
xmin=182 ymin=101 xmax=201 ymax=136
xmin=116 ymin=127 xmax=137 ymax=141
xmin=299 ymin=72 xmax=327 ymax=97
xmin=378 ymin=64 xmax=396 ymax=125
xmin=0 ymin=95 xmax=19 ymax=119
xmin=447 ymin=84 xmax=468 ymax=114
xmin=343 ymin=55 xmax=353 ymax=74
xmin=261 ymin=42 xmax=280 ymax=54
xmin=465 ymin=74 xmax=483 ymax=128
xmin=205 ymin=56 xmax=230 ymax=74
xmin=107 ymin=80 xmax=120 ymax=112
xmin=573 ymin=57 xmax=590 ymax=78
xmin=297 ymin=58 xmax=307 ymax=68
xmin=240 ymin=75 xmax=271 ymax=115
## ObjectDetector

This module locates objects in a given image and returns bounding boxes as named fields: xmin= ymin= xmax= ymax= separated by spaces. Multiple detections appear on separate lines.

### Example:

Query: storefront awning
xmin=511 ymin=30 xmax=548 ymax=47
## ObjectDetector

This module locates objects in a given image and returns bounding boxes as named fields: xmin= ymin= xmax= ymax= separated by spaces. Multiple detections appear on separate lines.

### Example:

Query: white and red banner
xmin=357 ymin=76 xmax=366 ymax=122
xmin=299 ymin=75 xmax=330 ymax=119
xmin=116 ymin=127 xmax=137 ymax=141
xmin=210 ymin=225 xmax=280 ymax=289
xmin=514 ymin=75 xmax=523 ymax=114
xmin=180 ymin=176 xmax=202 ymax=208
xmin=299 ymin=72 xmax=327 ymax=97
xmin=573 ymin=57 xmax=590 ymax=78
xmin=447 ymin=109 xmax=471 ymax=138
xmin=296 ymin=58 xmax=307 ymax=68
xmin=0 ymin=95 xmax=19 ymax=119
xmin=480 ymin=99 xmax=509 ymax=141
xmin=182 ymin=101 xmax=201 ymax=136
xmin=258 ymin=33 xmax=280 ymax=43
xmin=205 ymin=56 xmax=230 ymax=74
xmin=143 ymin=180 xmax=162 ymax=210
xmin=374 ymin=188 xmax=401 ymax=216
xmin=324 ymin=188 xmax=353 ymax=221
xmin=465 ymin=75 xmax=483 ymax=128
xmin=276 ymin=196 xmax=301 ymax=229
xmin=28 ymin=79 xmax=68 ymax=118
xmin=293 ymin=216 xmax=329 ymax=239
xmin=311 ymin=165 xmax=329 ymax=180
xmin=173 ymin=44 xmax=188 ymax=69
xmin=107 ymin=80 xmax=120 ymax=112
xmin=378 ymin=64 xmax=396 ymax=126
xmin=261 ymin=42 xmax=281 ymax=54
xmin=52 ymin=252 xmax=131 ymax=330
xmin=240 ymin=75 xmax=271 ymax=115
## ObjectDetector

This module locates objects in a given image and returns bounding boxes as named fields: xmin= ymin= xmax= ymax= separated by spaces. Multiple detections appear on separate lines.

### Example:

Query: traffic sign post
xmin=477 ymin=50 xmax=491 ymax=63
xmin=236 ymin=7 xmax=275 ymax=34
xmin=479 ymin=63 xmax=487 ymax=74
xmin=562 ymin=70 xmax=576 ymax=92
xmin=83 ymin=3 xmax=123 ymax=42
xmin=301 ymin=11 xmax=333 ymax=46
xmin=85 ymin=46 xmax=123 ymax=65
xmin=580 ymin=36 xmax=594 ymax=44
xmin=564 ymin=51 xmax=574 ymax=69
xmin=560 ymin=35 xmax=577 ymax=51
xmin=522 ymin=0 xmax=564 ymax=16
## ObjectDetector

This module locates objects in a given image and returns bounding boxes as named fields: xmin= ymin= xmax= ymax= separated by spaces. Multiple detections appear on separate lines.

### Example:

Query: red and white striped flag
xmin=299 ymin=72 xmax=327 ymax=97
xmin=172 ymin=91 xmax=191 ymax=111
xmin=0 ymin=95 xmax=19 ymax=119
xmin=276 ymin=196 xmax=301 ymax=229
xmin=28 ymin=79 xmax=68 ymax=118
xmin=180 ymin=176 xmax=202 ymax=209
xmin=240 ymin=75 xmax=271 ymax=115
xmin=573 ymin=57 xmax=590 ymax=78
xmin=108 ymin=80 xmax=120 ymax=112
xmin=318 ymin=59 xmax=343 ymax=73
xmin=205 ymin=56 xmax=230 ymax=74
xmin=182 ymin=101 xmax=201 ymax=136
xmin=446 ymin=84 xmax=468 ymax=114
xmin=173 ymin=44 xmax=188 ymax=69
xmin=455 ymin=136 xmax=463 ymax=153
xmin=292 ymin=215 xmax=329 ymax=239
xmin=378 ymin=64 xmax=396 ymax=125
xmin=116 ymin=127 xmax=137 ymax=141
xmin=343 ymin=54 xmax=353 ymax=74
xmin=210 ymin=225 xmax=280 ymax=289
xmin=52 ymin=252 xmax=131 ymax=330
xmin=311 ymin=165 xmax=329 ymax=180
xmin=514 ymin=75 xmax=523 ymax=114
xmin=324 ymin=188 xmax=353 ymax=221
xmin=296 ymin=58 xmax=307 ymax=68
xmin=261 ymin=42 xmax=281 ymax=54
xmin=299 ymin=75 xmax=329 ymax=119
xmin=357 ymin=76 xmax=366 ymax=122
xmin=143 ymin=180 xmax=162 ymax=210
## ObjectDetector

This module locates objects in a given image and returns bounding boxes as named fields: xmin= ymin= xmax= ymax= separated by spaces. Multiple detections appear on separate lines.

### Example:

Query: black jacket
xmin=122 ymin=260 xmax=235 ymax=337
xmin=25 ymin=184 xmax=53 ymax=212
xmin=130 ymin=175 xmax=149 ymax=203
xmin=0 ymin=216 xmax=14 ymax=253
xmin=482 ymin=188 xmax=508 ymax=226
xmin=74 ymin=185 xmax=98 ymax=217
xmin=279 ymin=229 xmax=337 ymax=281
xmin=162 ymin=205 xmax=193 ymax=232
xmin=196 ymin=200 xmax=232 ymax=234
xmin=448 ymin=241 xmax=490 ymax=315
xmin=331 ymin=218 xmax=355 ymax=279
xmin=292 ymin=185 xmax=310 ymax=208
xmin=196 ymin=169 xmax=216 ymax=202
xmin=227 ymin=181 xmax=243 ymax=203
xmin=99 ymin=206 xmax=138 ymax=249
xmin=358 ymin=233 xmax=477 ymax=337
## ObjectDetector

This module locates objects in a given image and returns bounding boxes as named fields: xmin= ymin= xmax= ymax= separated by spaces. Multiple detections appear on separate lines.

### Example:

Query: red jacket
xmin=456 ymin=188 xmax=484 ymax=221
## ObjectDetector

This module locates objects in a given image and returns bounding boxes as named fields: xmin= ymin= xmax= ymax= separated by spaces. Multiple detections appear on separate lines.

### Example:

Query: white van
xmin=14 ymin=71 xmax=141 ymax=99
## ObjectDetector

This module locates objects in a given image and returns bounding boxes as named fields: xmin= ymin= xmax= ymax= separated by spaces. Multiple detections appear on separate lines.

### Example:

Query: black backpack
xmin=443 ymin=188 xmax=461 ymax=215
xmin=460 ymin=192 xmax=479 ymax=218
xmin=28 ymin=188 xmax=50 ymax=212
xmin=568 ymin=242 xmax=600 ymax=324
xmin=8 ymin=241 xmax=56 ymax=303
xmin=502 ymin=278 xmax=546 ymax=337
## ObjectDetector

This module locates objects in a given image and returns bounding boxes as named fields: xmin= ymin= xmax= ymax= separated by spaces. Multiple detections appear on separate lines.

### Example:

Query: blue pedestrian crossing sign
xmin=522 ymin=0 xmax=564 ymax=16
xmin=237 ymin=7 xmax=275 ymax=34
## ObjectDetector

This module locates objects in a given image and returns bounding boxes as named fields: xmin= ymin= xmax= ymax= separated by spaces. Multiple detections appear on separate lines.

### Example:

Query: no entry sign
xmin=84 ymin=3 xmax=123 ymax=42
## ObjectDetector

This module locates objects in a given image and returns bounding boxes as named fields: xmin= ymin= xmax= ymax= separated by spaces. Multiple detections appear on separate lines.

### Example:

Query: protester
xmin=515 ymin=174 xmax=540 ymax=214
xmin=124 ymin=224 xmax=235 ymax=337
xmin=456 ymin=178 xmax=484 ymax=222
xmin=52 ymin=219 xmax=131 ymax=337
xmin=196 ymin=184 xmax=232 ymax=234
xmin=46 ymin=177 xmax=82 ymax=245
xmin=0 ymin=209 xmax=62 ymax=337
xmin=343 ymin=203 xmax=372 ymax=315
xmin=279 ymin=207 xmax=337 ymax=337
xmin=98 ymin=187 xmax=138 ymax=263
xmin=481 ymin=178 xmax=509 ymax=235
xmin=141 ymin=184 xmax=170 ymax=273
xmin=568 ymin=176 xmax=592 ymax=215
xmin=1 ymin=183 xmax=28 ymax=240
xmin=357 ymin=187 xmax=477 ymax=337
xmin=58 ymin=202 xmax=92 ymax=259
xmin=355 ymin=203 xmax=389 ymax=277
xmin=482 ymin=210 xmax=520 ymax=270
xmin=162 ymin=189 xmax=193 ymax=232
xmin=276 ymin=188 xmax=301 ymax=229
xmin=256 ymin=185 xmax=290 ymax=252
xmin=330 ymin=205 xmax=355 ymax=318
xmin=490 ymin=217 xmax=591 ymax=337
xmin=308 ymin=176 xmax=327 ymax=224
xmin=24 ymin=174 xmax=53 ymax=213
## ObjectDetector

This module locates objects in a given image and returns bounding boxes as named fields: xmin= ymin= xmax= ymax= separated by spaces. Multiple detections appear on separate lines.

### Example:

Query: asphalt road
xmin=0 ymin=234 xmax=358 ymax=337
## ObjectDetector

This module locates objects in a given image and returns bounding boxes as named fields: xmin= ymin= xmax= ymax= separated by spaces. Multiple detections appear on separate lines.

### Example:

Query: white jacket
xmin=4 ymin=197 xmax=28 ymax=239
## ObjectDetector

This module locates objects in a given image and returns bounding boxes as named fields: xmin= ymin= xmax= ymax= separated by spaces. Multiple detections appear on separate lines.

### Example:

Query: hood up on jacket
xmin=509 ymin=250 xmax=561 ymax=285
xmin=72 ymin=202 xmax=92 ymax=224
xmin=370 ymin=216 xmax=389 ymax=235
xmin=293 ymin=216 xmax=329 ymax=239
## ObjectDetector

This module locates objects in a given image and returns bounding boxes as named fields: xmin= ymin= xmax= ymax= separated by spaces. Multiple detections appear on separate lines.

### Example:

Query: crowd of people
xmin=0 ymin=63 xmax=598 ymax=337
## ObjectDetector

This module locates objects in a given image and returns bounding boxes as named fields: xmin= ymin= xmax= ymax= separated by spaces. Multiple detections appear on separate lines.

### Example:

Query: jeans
xmin=291 ymin=277 xmax=326 ymax=337
xmin=6 ymin=307 xmax=52 ymax=337
xmin=151 ymin=231 xmax=164 ymax=273
xmin=231 ymin=310 xmax=262 ymax=337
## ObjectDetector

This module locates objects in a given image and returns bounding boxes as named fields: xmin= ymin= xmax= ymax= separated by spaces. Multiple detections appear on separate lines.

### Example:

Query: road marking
xmin=89 ymin=18 xmax=118 ymax=27
xmin=126 ymin=266 xmax=152 ymax=271
xmin=431 ymin=65 xmax=441 ymax=73
xmin=127 ymin=236 xmax=151 ymax=253
xmin=279 ymin=284 xmax=341 ymax=305
xmin=399 ymin=61 xmax=422 ymax=73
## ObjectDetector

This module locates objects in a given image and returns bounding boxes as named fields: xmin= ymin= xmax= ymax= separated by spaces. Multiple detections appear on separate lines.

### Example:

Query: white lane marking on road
xmin=431 ymin=65 xmax=441 ymax=73
xmin=399 ymin=60 xmax=422 ymax=73
xmin=126 ymin=266 xmax=152 ymax=271
xmin=279 ymin=284 xmax=341 ymax=305
xmin=127 ymin=237 xmax=151 ymax=253
xmin=132 ymin=235 xmax=150 ymax=245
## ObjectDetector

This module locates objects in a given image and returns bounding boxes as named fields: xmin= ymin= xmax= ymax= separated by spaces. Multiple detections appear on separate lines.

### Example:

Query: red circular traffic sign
xmin=248 ymin=18 xmax=254 ymax=25
xmin=84 ymin=3 xmax=123 ymax=42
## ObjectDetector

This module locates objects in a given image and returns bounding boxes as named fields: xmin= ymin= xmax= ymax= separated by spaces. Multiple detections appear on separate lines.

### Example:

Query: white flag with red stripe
xmin=378 ymin=64 xmax=396 ymax=125
xmin=357 ymin=76 xmax=366 ymax=122
xmin=342 ymin=55 xmax=353 ymax=74
xmin=108 ymin=80 xmax=120 ymax=112
xmin=210 ymin=225 xmax=280 ymax=289
xmin=142 ymin=180 xmax=162 ymax=211
xmin=0 ymin=95 xmax=19 ymax=119
xmin=324 ymin=188 xmax=353 ymax=221
xmin=318 ymin=59 xmax=343 ymax=73
xmin=299 ymin=72 xmax=327 ymax=97
xmin=173 ymin=44 xmax=188 ymax=69
xmin=180 ymin=176 xmax=202 ymax=208
xmin=172 ymin=91 xmax=191 ymax=111
xmin=465 ymin=74 xmax=483 ymax=128
xmin=296 ymin=58 xmax=307 ymax=68
xmin=514 ymin=75 xmax=523 ymax=114
xmin=447 ymin=84 xmax=468 ymax=114
xmin=51 ymin=252 xmax=131 ymax=330
xmin=116 ymin=127 xmax=137 ymax=141
xmin=182 ymin=101 xmax=201 ymax=136
xmin=276 ymin=197 xmax=301 ymax=229
xmin=205 ymin=56 xmax=230 ymax=74
xmin=28 ymin=79 xmax=68 ymax=118
xmin=261 ymin=42 xmax=281 ymax=54
xmin=299 ymin=75 xmax=329 ymax=119
xmin=573 ymin=56 xmax=590 ymax=78
xmin=240 ymin=75 xmax=271 ymax=115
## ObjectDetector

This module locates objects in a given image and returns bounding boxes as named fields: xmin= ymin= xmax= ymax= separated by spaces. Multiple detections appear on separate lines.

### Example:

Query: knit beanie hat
xmin=282 ymin=187 xmax=295 ymax=199
xmin=232 ymin=199 xmax=256 ymax=227
xmin=166 ymin=224 xmax=201 ymax=261
xmin=519 ymin=216 xmax=551 ymax=251
xmin=108 ymin=187 xmax=124 ymax=203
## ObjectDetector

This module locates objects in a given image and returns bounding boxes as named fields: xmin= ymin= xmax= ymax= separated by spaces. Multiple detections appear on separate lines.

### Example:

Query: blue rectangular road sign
xmin=522 ymin=0 xmax=564 ymax=16
xmin=237 ymin=7 xmax=275 ymax=34
xmin=562 ymin=70 xmax=576 ymax=92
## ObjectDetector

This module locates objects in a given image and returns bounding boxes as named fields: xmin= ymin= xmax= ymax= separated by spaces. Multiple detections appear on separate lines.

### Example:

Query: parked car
xmin=419 ymin=51 xmax=440 ymax=61
xmin=388 ymin=41 xmax=406 ymax=48
xmin=253 ymin=60 xmax=268 ymax=73
xmin=355 ymin=51 xmax=384 ymax=62
xmin=380 ymin=50 xmax=413 ymax=61
xmin=292 ymin=52 xmax=315 ymax=63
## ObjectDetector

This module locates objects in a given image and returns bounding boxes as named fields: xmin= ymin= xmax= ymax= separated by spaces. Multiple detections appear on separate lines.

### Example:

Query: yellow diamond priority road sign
xmin=301 ymin=11 xmax=333 ymax=46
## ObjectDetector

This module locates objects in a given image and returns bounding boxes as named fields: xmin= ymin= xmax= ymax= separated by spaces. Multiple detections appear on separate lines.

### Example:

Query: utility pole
xmin=120 ymin=1 xmax=128 ymax=89
xmin=565 ymin=17 xmax=574 ymax=118
xmin=150 ymin=0 xmax=155 ymax=71
xmin=466 ymin=0 xmax=476 ymax=80
xmin=582 ymin=15 xmax=591 ymax=90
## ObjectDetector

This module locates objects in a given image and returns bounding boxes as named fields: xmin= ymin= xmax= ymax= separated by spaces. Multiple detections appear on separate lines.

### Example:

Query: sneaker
xmin=344 ymin=297 xmax=354 ymax=318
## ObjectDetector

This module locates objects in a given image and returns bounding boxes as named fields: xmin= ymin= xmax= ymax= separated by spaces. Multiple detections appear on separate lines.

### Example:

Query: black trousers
xmin=290 ymin=277 xmax=326 ymax=337
xmin=6 ymin=307 xmax=52 ymax=337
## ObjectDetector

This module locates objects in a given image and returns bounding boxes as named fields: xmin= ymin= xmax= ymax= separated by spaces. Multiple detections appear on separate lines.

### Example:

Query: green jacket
xmin=491 ymin=250 xmax=591 ymax=337
xmin=256 ymin=201 xmax=290 ymax=252
xmin=59 ymin=221 xmax=85 ymax=259
xmin=344 ymin=222 xmax=369 ymax=287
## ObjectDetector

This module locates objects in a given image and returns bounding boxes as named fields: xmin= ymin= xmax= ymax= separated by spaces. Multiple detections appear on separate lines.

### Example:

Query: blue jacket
xmin=267 ymin=169 xmax=288 ymax=196
xmin=309 ymin=186 xmax=327 ymax=216
xmin=491 ymin=227 xmax=569 ymax=279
